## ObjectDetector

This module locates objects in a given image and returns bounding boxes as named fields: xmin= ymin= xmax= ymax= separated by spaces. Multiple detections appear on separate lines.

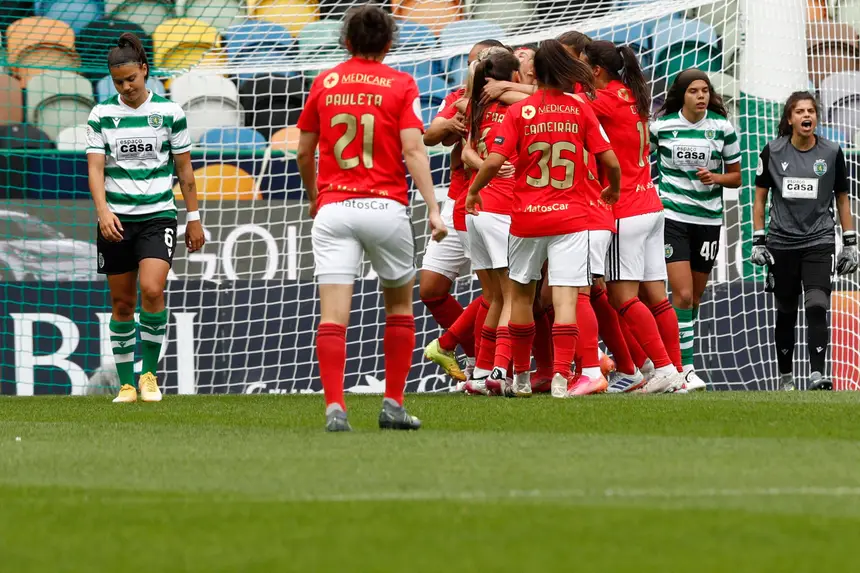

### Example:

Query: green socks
xmin=109 ymin=319 xmax=136 ymax=387
xmin=675 ymin=306 xmax=695 ymax=369
xmin=139 ymin=309 xmax=168 ymax=377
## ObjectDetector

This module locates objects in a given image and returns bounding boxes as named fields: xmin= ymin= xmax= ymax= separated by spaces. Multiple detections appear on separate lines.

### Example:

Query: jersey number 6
xmin=332 ymin=112 xmax=375 ymax=170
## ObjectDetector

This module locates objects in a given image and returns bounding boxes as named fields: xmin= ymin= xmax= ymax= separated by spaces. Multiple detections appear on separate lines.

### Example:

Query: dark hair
xmin=557 ymin=30 xmax=592 ymax=57
xmin=107 ymin=32 xmax=149 ymax=79
xmin=583 ymin=40 xmax=650 ymax=118
xmin=342 ymin=5 xmax=396 ymax=57
xmin=778 ymin=91 xmax=819 ymax=137
xmin=469 ymin=50 xmax=520 ymax=147
xmin=475 ymin=39 xmax=505 ymax=50
xmin=533 ymin=39 xmax=595 ymax=96
xmin=658 ymin=68 xmax=728 ymax=118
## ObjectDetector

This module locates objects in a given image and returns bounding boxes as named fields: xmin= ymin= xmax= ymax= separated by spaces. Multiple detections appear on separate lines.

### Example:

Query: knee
xmin=419 ymin=273 xmax=450 ymax=302
xmin=111 ymin=295 xmax=135 ymax=321
xmin=139 ymin=279 xmax=164 ymax=307
xmin=775 ymin=295 xmax=799 ymax=316
xmin=804 ymin=289 xmax=830 ymax=314
xmin=672 ymin=288 xmax=694 ymax=309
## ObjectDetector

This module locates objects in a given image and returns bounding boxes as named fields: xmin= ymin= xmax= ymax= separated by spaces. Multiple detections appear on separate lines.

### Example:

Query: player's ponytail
xmin=107 ymin=32 xmax=149 ymax=79
xmin=534 ymin=39 xmax=595 ymax=97
xmin=778 ymin=91 xmax=819 ymax=137
xmin=342 ymin=4 xmax=396 ymax=58
xmin=468 ymin=49 xmax=520 ymax=146
xmin=658 ymin=68 xmax=728 ymax=119
xmin=583 ymin=41 xmax=650 ymax=118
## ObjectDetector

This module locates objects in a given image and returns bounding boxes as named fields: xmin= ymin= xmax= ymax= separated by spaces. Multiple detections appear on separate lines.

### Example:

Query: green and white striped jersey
xmin=85 ymin=91 xmax=192 ymax=221
xmin=649 ymin=110 xmax=741 ymax=226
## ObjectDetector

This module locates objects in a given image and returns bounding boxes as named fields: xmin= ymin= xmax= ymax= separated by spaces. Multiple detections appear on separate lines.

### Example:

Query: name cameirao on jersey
xmin=85 ymin=91 xmax=191 ymax=221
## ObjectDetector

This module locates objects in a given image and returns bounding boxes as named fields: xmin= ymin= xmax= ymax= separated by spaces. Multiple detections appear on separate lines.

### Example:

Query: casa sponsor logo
xmin=522 ymin=105 xmax=536 ymax=120
xmin=323 ymin=72 xmax=340 ymax=88
xmin=524 ymin=203 xmax=569 ymax=213
xmin=813 ymin=158 xmax=828 ymax=176
xmin=665 ymin=243 xmax=674 ymax=259
xmin=117 ymin=137 xmax=155 ymax=154
xmin=147 ymin=112 xmax=163 ymax=129
xmin=782 ymin=177 xmax=819 ymax=200
xmin=673 ymin=144 xmax=709 ymax=168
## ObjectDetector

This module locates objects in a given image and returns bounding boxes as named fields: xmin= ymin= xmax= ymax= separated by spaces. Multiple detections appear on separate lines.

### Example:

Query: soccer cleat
xmin=640 ymin=359 xmax=656 ymax=382
xmin=139 ymin=372 xmax=162 ymax=402
xmin=607 ymin=370 xmax=646 ymax=393
xmin=779 ymin=373 xmax=796 ymax=391
xmin=378 ymin=401 xmax=421 ymax=430
xmin=600 ymin=354 xmax=616 ymax=377
xmin=112 ymin=384 xmax=137 ymax=403
xmin=325 ymin=409 xmax=352 ymax=432
xmin=465 ymin=378 xmax=490 ymax=396
xmin=642 ymin=370 xmax=675 ymax=394
xmin=531 ymin=372 xmax=553 ymax=394
xmin=683 ymin=369 xmax=707 ymax=392
xmin=486 ymin=368 xmax=508 ymax=396
xmin=667 ymin=371 xmax=686 ymax=393
xmin=808 ymin=371 xmax=833 ymax=391
xmin=550 ymin=373 xmax=568 ymax=398
xmin=512 ymin=372 xmax=532 ymax=397
xmin=424 ymin=339 xmax=466 ymax=381
xmin=463 ymin=357 xmax=476 ymax=382
xmin=568 ymin=374 xmax=608 ymax=396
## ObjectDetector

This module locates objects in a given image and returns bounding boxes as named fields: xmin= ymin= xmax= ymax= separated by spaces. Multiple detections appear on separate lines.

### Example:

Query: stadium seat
xmin=683 ymin=0 xmax=735 ymax=37
xmin=0 ymin=1 xmax=36 ymax=41
xmin=77 ymin=17 xmax=151 ymax=80
xmin=36 ymin=0 xmax=102 ymax=33
xmin=55 ymin=123 xmax=89 ymax=150
xmin=25 ymin=70 xmax=94 ymax=139
xmin=250 ymin=0 xmax=318 ymax=37
xmin=175 ymin=163 xmax=260 ymax=200
xmin=0 ymin=123 xmax=54 ymax=198
xmin=269 ymin=125 xmax=300 ymax=153
xmin=199 ymin=126 xmax=267 ymax=150
xmin=153 ymin=18 xmax=219 ymax=71
xmin=391 ymin=22 xmax=445 ymax=99
xmin=591 ymin=20 xmax=655 ymax=69
xmin=6 ymin=17 xmax=80 ymax=86
xmin=105 ymin=0 xmax=173 ymax=36
xmin=297 ymin=20 xmax=344 ymax=79
xmin=396 ymin=21 xmax=436 ymax=50
xmin=719 ymin=18 xmax=739 ymax=77
xmin=223 ymin=20 xmax=294 ymax=78
xmin=170 ymin=70 xmax=242 ymax=141
xmin=819 ymin=70 xmax=860 ymax=135
xmin=95 ymin=74 xmax=165 ymax=102
xmin=393 ymin=0 xmax=462 ymax=36
xmin=652 ymin=16 xmax=721 ymax=91
xmin=807 ymin=21 xmax=859 ymax=89
xmin=439 ymin=19 xmax=505 ymax=88
xmin=184 ymin=0 xmax=244 ymax=31
xmin=815 ymin=124 xmax=851 ymax=148
xmin=319 ymin=0 xmax=385 ymax=19
xmin=0 ymin=75 xmax=24 ymax=125
xmin=469 ymin=0 xmax=536 ymax=34
xmin=807 ymin=0 xmax=828 ymax=21
xmin=237 ymin=74 xmax=304 ymax=140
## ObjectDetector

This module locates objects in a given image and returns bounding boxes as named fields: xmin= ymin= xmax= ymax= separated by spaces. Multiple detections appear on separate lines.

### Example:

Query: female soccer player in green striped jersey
xmin=650 ymin=69 xmax=742 ymax=390
xmin=85 ymin=33 xmax=205 ymax=403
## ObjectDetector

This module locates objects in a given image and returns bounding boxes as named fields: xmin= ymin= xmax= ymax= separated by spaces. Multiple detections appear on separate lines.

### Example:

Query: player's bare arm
xmin=596 ymin=149 xmax=622 ymax=205
xmin=87 ymin=152 xmax=123 ymax=242
xmin=424 ymin=114 xmax=467 ymax=147
xmin=402 ymin=127 xmax=447 ymax=242
xmin=465 ymin=151 xmax=505 ymax=214
xmin=696 ymin=161 xmax=741 ymax=188
xmin=296 ymin=130 xmax=320 ymax=218
xmin=173 ymin=151 xmax=205 ymax=252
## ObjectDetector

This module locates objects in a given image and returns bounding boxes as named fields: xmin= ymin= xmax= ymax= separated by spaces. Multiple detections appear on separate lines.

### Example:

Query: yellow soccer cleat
xmin=424 ymin=338 xmax=466 ymax=381
xmin=112 ymin=384 xmax=138 ymax=403
xmin=139 ymin=372 xmax=163 ymax=403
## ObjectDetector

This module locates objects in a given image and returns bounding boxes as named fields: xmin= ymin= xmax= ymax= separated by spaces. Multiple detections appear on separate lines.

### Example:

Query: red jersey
xmin=471 ymin=101 xmax=515 ymax=215
xmin=436 ymin=98 xmax=469 ymax=203
xmin=590 ymin=80 xmax=662 ymax=219
xmin=493 ymin=89 xmax=613 ymax=238
xmin=297 ymin=57 xmax=424 ymax=209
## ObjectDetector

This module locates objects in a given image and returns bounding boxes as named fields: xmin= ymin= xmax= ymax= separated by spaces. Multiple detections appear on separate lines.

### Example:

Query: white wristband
xmin=186 ymin=211 xmax=201 ymax=222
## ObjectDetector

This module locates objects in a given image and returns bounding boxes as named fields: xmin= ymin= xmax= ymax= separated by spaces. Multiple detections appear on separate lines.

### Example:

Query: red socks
xmin=494 ymin=325 xmax=512 ymax=371
xmin=384 ymin=315 xmax=415 ymax=405
xmin=575 ymin=293 xmax=600 ymax=369
xmin=552 ymin=323 xmax=579 ymax=375
xmin=422 ymin=294 xmax=463 ymax=330
xmin=617 ymin=297 xmax=671 ymax=369
xmin=621 ymin=320 xmax=648 ymax=369
xmin=650 ymin=298 xmax=682 ymax=372
xmin=509 ymin=322 xmax=535 ymax=374
xmin=532 ymin=302 xmax=554 ymax=376
xmin=476 ymin=326 xmax=496 ymax=371
xmin=438 ymin=295 xmax=479 ymax=357
xmin=317 ymin=322 xmax=347 ymax=410
xmin=590 ymin=288 xmax=636 ymax=374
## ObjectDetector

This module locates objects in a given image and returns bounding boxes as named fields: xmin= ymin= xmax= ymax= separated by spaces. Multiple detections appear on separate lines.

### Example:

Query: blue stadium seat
xmin=652 ymin=16 xmax=721 ymax=88
xmin=224 ymin=20 xmax=295 ymax=77
xmin=440 ymin=20 xmax=506 ymax=89
xmin=396 ymin=21 xmax=436 ymax=50
xmin=199 ymin=127 xmax=268 ymax=150
xmin=95 ymin=74 xmax=165 ymax=103
xmin=590 ymin=21 xmax=655 ymax=69
xmin=36 ymin=0 xmax=103 ymax=33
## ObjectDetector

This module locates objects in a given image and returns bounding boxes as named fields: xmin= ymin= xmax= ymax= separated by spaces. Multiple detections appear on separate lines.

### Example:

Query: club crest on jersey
xmin=147 ymin=112 xmax=163 ymax=129
xmin=98 ymin=253 xmax=104 ymax=269
xmin=522 ymin=105 xmax=536 ymax=119
xmin=617 ymin=88 xmax=631 ymax=101
xmin=664 ymin=243 xmax=673 ymax=259
xmin=813 ymin=158 xmax=827 ymax=176
xmin=323 ymin=72 xmax=340 ymax=89
xmin=704 ymin=129 xmax=716 ymax=140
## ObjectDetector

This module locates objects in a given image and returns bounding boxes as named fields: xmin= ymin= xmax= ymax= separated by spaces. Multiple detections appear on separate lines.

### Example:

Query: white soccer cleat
xmin=513 ymin=372 xmax=532 ymax=397
xmin=642 ymin=370 xmax=675 ymax=394
xmin=464 ymin=378 xmax=490 ymax=396
xmin=550 ymin=373 xmax=568 ymax=398
xmin=683 ymin=369 xmax=707 ymax=392
xmin=607 ymin=370 xmax=646 ymax=393
xmin=640 ymin=359 xmax=656 ymax=382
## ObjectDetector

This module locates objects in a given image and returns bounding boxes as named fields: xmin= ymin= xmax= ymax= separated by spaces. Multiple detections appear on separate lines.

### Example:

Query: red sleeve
xmin=437 ymin=103 xmax=458 ymax=120
xmin=399 ymin=76 xmax=425 ymax=132
xmin=582 ymin=103 xmax=612 ymax=155
xmin=296 ymin=76 xmax=321 ymax=133
xmin=492 ymin=110 xmax=518 ymax=159
xmin=588 ymin=91 xmax=616 ymax=119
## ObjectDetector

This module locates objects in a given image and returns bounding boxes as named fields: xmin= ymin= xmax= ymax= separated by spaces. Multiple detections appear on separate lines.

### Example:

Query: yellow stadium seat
xmin=175 ymin=164 xmax=261 ymax=201
xmin=250 ymin=0 xmax=319 ymax=37
xmin=6 ymin=17 xmax=80 ymax=84
xmin=270 ymin=126 xmax=301 ymax=153
xmin=153 ymin=18 xmax=220 ymax=70
xmin=392 ymin=0 xmax=462 ymax=36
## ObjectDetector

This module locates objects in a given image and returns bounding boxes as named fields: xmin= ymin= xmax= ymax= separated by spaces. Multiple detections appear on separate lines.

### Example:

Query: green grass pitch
xmin=1 ymin=392 xmax=859 ymax=572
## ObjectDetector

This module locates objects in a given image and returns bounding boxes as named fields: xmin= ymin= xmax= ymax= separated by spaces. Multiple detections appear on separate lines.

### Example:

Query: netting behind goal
xmin=1 ymin=0 xmax=858 ymax=395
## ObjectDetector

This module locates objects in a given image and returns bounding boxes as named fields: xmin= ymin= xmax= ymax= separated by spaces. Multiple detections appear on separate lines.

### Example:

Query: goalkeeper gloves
xmin=836 ymin=230 xmax=859 ymax=275
xmin=750 ymin=230 xmax=774 ymax=267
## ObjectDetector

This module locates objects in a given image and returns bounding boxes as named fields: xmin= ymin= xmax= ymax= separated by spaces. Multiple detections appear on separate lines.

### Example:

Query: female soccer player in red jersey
xmin=580 ymin=40 xmax=684 ymax=393
xmin=296 ymin=5 xmax=447 ymax=431
xmin=466 ymin=40 xmax=621 ymax=398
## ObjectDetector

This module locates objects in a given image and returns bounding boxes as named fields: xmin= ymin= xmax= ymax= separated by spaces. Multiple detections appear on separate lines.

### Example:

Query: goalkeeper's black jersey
xmin=754 ymin=135 xmax=848 ymax=250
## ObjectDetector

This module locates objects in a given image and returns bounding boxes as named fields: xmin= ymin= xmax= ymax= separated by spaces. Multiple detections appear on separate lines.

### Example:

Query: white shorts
xmin=456 ymin=230 xmax=471 ymax=259
xmin=421 ymin=200 xmax=471 ymax=280
xmin=508 ymin=231 xmax=590 ymax=287
xmin=312 ymin=198 xmax=415 ymax=287
xmin=588 ymin=230 xmax=612 ymax=278
xmin=607 ymin=210 xmax=667 ymax=282
xmin=467 ymin=212 xmax=511 ymax=271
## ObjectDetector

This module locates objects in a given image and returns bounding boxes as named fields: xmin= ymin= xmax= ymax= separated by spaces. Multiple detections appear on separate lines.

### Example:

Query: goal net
xmin=1 ymin=0 xmax=858 ymax=395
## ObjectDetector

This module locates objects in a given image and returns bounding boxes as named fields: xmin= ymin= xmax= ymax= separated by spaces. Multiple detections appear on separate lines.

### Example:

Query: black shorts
xmin=768 ymin=243 xmax=835 ymax=301
xmin=97 ymin=216 xmax=177 ymax=275
xmin=663 ymin=218 xmax=721 ymax=274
